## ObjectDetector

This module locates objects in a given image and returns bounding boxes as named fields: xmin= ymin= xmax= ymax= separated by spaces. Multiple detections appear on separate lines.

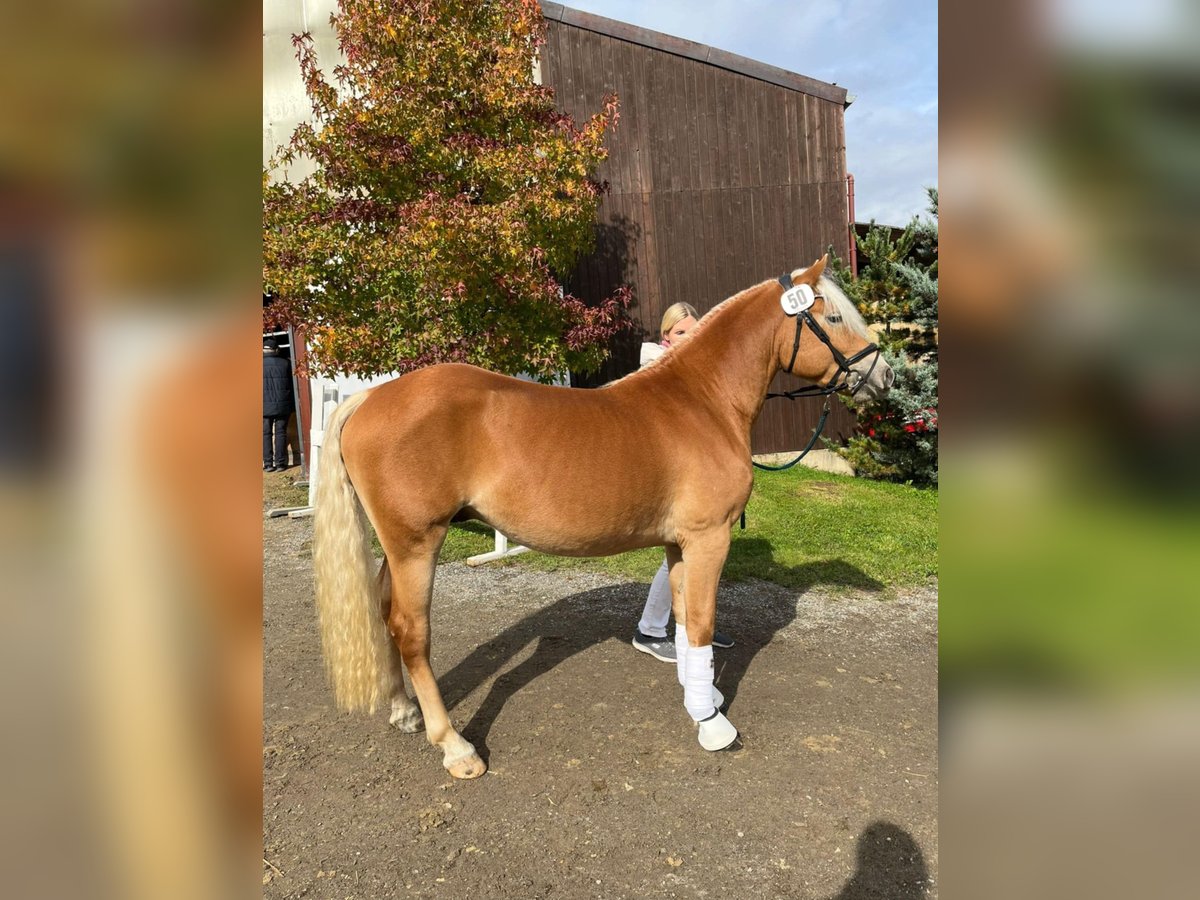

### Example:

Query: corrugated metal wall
xmin=541 ymin=18 xmax=857 ymax=452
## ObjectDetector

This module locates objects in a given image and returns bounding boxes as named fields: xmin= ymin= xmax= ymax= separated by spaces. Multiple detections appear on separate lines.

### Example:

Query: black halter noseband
xmin=770 ymin=273 xmax=882 ymax=400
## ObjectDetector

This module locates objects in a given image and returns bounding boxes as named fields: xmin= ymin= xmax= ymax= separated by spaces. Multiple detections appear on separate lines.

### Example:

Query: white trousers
xmin=637 ymin=559 xmax=673 ymax=638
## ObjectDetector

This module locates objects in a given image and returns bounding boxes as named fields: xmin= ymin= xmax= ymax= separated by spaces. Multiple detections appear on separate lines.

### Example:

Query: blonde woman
xmin=632 ymin=302 xmax=735 ymax=662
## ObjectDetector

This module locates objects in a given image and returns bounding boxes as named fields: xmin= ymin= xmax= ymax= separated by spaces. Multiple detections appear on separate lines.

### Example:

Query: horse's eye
xmin=826 ymin=314 xmax=842 ymax=323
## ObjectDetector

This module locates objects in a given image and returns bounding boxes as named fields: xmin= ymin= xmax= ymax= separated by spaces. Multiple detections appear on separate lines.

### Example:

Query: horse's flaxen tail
xmin=312 ymin=389 xmax=392 ymax=714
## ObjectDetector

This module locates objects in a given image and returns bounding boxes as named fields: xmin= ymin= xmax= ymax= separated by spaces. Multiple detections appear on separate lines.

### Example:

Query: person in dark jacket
xmin=263 ymin=337 xmax=295 ymax=472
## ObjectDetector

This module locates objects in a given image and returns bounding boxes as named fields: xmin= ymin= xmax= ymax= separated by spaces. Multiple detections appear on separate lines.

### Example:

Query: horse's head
xmin=774 ymin=255 xmax=894 ymax=402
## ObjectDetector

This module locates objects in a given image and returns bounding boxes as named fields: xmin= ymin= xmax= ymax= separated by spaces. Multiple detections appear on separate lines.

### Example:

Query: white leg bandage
xmin=677 ymin=624 xmax=724 ymax=708
xmin=683 ymin=644 xmax=716 ymax=722
xmin=675 ymin=623 xmax=689 ymax=687
xmin=685 ymin=644 xmax=737 ymax=751
xmin=676 ymin=628 xmax=737 ymax=750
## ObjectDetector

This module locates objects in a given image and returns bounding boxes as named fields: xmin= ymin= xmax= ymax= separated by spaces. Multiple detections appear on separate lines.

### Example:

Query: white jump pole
xmin=466 ymin=530 xmax=531 ymax=566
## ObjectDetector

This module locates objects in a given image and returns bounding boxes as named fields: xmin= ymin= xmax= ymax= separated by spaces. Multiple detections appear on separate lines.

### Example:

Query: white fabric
xmin=675 ymin=622 xmax=689 ymax=687
xmin=684 ymin=643 xmax=716 ymax=722
xmin=638 ymin=559 xmax=672 ymax=638
xmin=639 ymin=341 xmax=665 ymax=366
xmin=781 ymin=282 xmax=816 ymax=315
xmin=676 ymin=623 xmax=724 ymax=708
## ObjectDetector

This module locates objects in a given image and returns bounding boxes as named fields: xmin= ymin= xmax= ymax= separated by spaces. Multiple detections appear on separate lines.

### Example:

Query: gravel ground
xmin=264 ymin=510 xmax=938 ymax=898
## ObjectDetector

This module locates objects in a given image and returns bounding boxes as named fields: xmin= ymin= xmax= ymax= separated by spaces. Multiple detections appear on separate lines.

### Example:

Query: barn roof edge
xmin=541 ymin=2 xmax=849 ymax=105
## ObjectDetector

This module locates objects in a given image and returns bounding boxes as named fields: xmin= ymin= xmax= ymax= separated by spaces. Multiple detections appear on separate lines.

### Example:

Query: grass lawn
xmin=942 ymin=479 xmax=1200 ymax=689
xmin=263 ymin=470 xmax=309 ymax=511
xmin=438 ymin=466 xmax=937 ymax=593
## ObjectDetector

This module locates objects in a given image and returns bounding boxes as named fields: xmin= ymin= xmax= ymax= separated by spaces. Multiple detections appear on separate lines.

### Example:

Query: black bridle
xmin=769 ymin=273 xmax=882 ymax=401
xmin=747 ymin=274 xmax=883 ymax=481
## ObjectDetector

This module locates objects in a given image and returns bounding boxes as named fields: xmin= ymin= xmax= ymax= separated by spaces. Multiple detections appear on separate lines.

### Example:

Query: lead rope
xmin=739 ymin=397 xmax=832 ymax=530
xmin=752 ymin=397 xmax=832 ymax=472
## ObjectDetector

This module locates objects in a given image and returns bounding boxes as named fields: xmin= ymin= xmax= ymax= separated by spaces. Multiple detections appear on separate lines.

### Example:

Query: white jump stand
xmin=466 ymin=531 xmax=531 ymax=566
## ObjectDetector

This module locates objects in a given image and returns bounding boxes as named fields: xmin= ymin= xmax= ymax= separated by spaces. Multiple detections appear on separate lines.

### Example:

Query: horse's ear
xmin=796 ymin=254 xmax=829 ymax=285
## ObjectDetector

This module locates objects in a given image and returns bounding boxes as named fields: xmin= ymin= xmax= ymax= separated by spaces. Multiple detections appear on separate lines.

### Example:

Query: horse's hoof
xmin=444 ymin=750 xmax=487 ymax=779
xmin=697 ymin=711 xmax=738 ymax=751
xmin=389 ymin=704 xmax=424 ymax=733
xmin=713 ymin=686 xmax=725 ymax=709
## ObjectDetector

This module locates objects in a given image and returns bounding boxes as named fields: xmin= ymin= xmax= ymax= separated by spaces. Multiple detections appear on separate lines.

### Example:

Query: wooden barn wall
xmin=541 ymin=20 xmax=857 ymax=453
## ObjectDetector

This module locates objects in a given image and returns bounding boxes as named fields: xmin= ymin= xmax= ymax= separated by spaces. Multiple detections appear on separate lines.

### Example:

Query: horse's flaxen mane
xmin=685 ymin=270 xmax=872 ymax=343
xmin=606 ymin=280 xmax=771 ymax=386
xmin=671 ymin=270 xmax=871 ymax=347
xmin=680 ymin=280 xmax=768 ymax=341
xmin=805 ymin=273 xmax=873 ymax=341
xmin=613 ymin=271 xmax=871 ymax=386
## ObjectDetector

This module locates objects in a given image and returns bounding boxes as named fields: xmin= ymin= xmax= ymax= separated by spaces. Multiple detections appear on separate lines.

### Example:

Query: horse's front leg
xmin=675 ymin=532 xmax=739 ymax=751
xmin=667 ymin=544 xmax=728 ymax=713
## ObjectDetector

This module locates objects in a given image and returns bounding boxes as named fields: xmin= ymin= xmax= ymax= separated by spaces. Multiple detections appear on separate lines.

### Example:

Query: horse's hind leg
xmin=383 ymin=533 xmax=486 ymax=779
xmin=377 ymin=559 xmax=423 ymax=733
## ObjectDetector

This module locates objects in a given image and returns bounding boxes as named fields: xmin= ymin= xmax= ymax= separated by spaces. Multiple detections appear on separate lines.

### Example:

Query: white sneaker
xmin=632 ymin=630 xmax=676 ymax=663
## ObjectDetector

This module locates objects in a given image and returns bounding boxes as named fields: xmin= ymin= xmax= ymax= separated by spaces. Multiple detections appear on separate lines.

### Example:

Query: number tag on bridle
xmin=780 ymin=283 xmax=816 ymax=316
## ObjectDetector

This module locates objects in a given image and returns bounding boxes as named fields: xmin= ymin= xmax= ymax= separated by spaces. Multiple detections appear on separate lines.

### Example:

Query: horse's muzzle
xmin=851 ymin=356 xmax=894 ymax=401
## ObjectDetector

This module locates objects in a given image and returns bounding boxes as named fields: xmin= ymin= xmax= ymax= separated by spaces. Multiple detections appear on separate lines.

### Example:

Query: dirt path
xmin=264 ymin=514 xmax=937 ymax=898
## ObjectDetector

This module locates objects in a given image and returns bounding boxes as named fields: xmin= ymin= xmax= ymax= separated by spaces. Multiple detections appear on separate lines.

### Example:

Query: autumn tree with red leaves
xmin=264 ymin=0 xmax=628 ymax=379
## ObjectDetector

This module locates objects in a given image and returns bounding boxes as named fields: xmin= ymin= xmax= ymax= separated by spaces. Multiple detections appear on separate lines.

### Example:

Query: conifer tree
xmin=830 ymin=187 xmax=938 ymax=484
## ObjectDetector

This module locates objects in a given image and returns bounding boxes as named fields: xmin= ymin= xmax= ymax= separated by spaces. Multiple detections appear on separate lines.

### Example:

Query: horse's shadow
xmin=436 ymin=539 xmax=883 ymax=762
xmin=829 ymin=821 xmax=931 ymax=900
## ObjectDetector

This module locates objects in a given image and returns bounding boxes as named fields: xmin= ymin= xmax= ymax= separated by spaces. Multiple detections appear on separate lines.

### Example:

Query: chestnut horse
xmin=312 ymin=255 xmax=892 ymax=778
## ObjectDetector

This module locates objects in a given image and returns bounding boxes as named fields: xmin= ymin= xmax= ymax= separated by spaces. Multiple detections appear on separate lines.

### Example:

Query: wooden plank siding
xmin=541 ymin=5 xmax=857 ymax=452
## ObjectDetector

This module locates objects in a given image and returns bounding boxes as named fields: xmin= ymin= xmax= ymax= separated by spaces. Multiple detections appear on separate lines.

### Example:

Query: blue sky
xmin=556 ymin=0 xmax=938 ymax=226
